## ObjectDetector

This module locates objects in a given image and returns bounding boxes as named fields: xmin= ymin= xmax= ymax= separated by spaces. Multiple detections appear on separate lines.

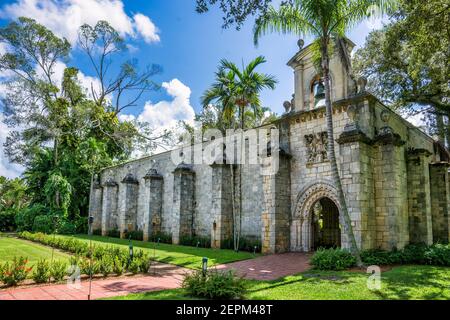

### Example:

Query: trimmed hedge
xmin=311 ymin=248 xmax=356 ymax=270
xmin=124 ymin=230 xmax=144 ymax=241
xmin=179 ymin=235 xmax=211 ymax=248
xmin=312 ymin=244 xmax=450 ymax=270
xmin=221 ymin=237 xmax=262 ymax=253
xmin=106 ymin=229 xmax=120 ymax=238
xmin=17 ymin=232 xmax=152 ymax=279
xmin=149 ymin=231 xmax=172 ymax=244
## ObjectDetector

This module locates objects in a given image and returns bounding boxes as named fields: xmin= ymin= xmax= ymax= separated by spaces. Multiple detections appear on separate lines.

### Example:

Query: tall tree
xmin=78 ymin=21 xmax=162 ymax=115
xmin=353 ymin=0 xmax=450 ymax=144
xmin=252 ymin=0 xmax=397 ymax=263
xmin=78 ymin=21 xmax=174 ymax=154
xmin=0 ymin=17 xmax=71 ymax=166
xmin=0 ymin=18 xmax=172 ymax=219
xmin=201 ymin=56 xmax=276 ymax=251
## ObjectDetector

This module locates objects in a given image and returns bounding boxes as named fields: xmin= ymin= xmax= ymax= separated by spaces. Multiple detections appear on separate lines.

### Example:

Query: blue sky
xmin=0 ymin=0 xmax=384 ymax=177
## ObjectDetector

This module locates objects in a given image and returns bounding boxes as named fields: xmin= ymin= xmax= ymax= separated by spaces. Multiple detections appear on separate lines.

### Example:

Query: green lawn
xmin=108 ymin=265 xmax=450 ymax=300
xmin=57 ymin=234 xmax=257 ymax=270
xmin=0 ymin=236 xmax=70 ymax=266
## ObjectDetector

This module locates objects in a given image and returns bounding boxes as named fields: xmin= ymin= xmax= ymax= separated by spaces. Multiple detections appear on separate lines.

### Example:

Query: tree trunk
xmin=88 ymin=172 xmax=94 ymax=235
xmin=446 ymin=115 xmax=450 ymax=149
xmin=53 ymin=137 xmax=61 ymax=209
xmin=321 ymin=42 xmax=363 ymax=266
xmin=230 ymin=163 xmax=238 ymax=251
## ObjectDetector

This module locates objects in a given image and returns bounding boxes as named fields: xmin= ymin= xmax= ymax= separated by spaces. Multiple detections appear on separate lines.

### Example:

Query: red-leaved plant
xmin=0 ymin=256 xmax=32 ymax=286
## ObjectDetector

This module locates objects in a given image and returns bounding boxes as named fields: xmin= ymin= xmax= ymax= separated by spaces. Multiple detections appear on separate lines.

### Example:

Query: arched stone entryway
xmin=310 ymin=198 xmax=341 ymax=250
xmin=290 ymin=180 xmax=343 ymax=252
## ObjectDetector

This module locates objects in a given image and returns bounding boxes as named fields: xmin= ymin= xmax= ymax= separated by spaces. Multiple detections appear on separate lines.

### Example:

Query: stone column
xmin=373 ymin=111 xmax=408 ymax=250
xmin=337 ymin=105 xmax=376 ymax=250
xmin=101 ymin=178 xmax=118 ymax=236
xmin=143 ymin=169 xmax=164 ymax=242
xmin=119 ymin=173 xmax=139 ymax=239
xmin=407 ymin=149 xmax=433 ymax=245
xmin=261 ymin=149 xmax=291 ymax=254
xmin=210 ymin=163 xmax=233 ymax=249
xmin=172 ymin=163 xmax=196 ymax=244
xmin=429 ymin=162 xmax=450 ymax=243
xmin=90 ymin=180 xmax=103 ymax=233
xmin=293 ymin=64 xmax=305 ymax=111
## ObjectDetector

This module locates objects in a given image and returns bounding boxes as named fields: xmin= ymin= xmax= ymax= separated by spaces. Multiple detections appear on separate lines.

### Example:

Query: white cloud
xmin=133 ymin=13 xmax=160 ymax=44
xmin=1 ymin=0 xmax=160 ymax=45
xmin=118 ymin=114 xmax=135 ymax=122
xmin=119 ymin=78 xmax=195 ymax=155
xmin=137 ymin=79 xmax=195 ymax=128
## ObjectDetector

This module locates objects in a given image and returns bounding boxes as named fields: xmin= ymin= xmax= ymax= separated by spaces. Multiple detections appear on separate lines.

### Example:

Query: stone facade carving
xmin=305 ymin=132 xmax=328 ymax=164
xmin=90 ymin=38 xmax=450 ymax=254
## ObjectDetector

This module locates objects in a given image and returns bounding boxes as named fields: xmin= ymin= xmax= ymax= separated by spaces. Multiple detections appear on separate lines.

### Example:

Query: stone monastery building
xmin=89 ymin=39 xmax=450 ymax=254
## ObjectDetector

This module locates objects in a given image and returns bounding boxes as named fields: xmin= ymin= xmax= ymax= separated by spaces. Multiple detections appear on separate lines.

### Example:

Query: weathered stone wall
xmin=407 ymin=150 xmax=433 ymax=245
xmin=89 ymin=41 xmax=450 ymax=252
xmin=210 ymin=164 xmax=233 ymax=248
xmin=90 ymin=184 xmax=103 ymax=232
xmin=94 ymin=147 xmax=266 ymax=244
xmin=142 ymin=170 xmax=163 ymax=241
xmin=261 ymin=152 xmax=291 ymax=254
xmin=430 ymin=163 xmax=450 ymax=243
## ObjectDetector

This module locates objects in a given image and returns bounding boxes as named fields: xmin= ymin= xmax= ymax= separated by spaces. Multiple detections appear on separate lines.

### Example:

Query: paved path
xmin=217 ymin=252 xmax=312 ymax=280
xmin=0 ymin=254 xmax=312 ymax=299
xmin=0 ymin=263 xmax=188 ymax=300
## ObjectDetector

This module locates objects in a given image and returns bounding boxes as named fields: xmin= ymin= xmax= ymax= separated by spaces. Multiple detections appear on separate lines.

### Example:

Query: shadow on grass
xmin=246 ymin=271 xmax=359 ymax=295
xmin=374 ymin=266 xmax=450 ymax=300
xmin=103 ymin=288 xmax=197 ymax=300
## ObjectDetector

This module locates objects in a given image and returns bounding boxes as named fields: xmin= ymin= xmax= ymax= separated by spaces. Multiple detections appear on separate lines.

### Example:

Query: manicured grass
xmin=57 ymin=234 xmax=258 ymax=270
xmin=107 ymin=265 xmax=450 ymax=300
xmin=0 ymin=236 xmax=70 ymax=266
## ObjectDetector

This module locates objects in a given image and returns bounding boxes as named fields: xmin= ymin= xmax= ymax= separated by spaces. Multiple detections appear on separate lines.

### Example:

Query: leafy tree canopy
xmin=0 ymin=18 xmax=172 ymax=221
xmin=353 ymin=0 xmax=450 ymax=142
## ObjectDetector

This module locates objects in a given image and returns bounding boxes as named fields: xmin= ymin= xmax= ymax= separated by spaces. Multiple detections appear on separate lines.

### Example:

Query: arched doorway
xmin=310 ymin=197 xmax=341 ymax=250
xmin=290 ymin=180 xmax=343 ymax=252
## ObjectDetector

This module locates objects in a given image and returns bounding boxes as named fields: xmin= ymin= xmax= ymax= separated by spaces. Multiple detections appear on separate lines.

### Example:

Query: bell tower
xmin=286 ymin=38 xmax=356 ymax=112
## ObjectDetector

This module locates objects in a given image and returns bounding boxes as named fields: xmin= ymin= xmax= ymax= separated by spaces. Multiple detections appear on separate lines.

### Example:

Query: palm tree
xmin=201 ymin=68 xmax=239 ymax=132
xmin=254 ymin=0 xmax=397 ymax=265
xmin=220 ymin=56 xmax=277 ymax=130
xmin=201 ymin=56 xmax=277 ymax=251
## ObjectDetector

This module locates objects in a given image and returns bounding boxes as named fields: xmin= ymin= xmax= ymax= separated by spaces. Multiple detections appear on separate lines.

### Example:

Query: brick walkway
xmin=217 ymin=252 xmax=312 ymax=280
xmin=0 ymin=263 xmax=188 ymax=300
xmin=0 ymin=254 xmax=312 ymax=299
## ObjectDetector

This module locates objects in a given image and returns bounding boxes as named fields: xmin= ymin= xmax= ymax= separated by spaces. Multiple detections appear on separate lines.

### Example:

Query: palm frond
xmin=253 ymin=3 xmax=319 ymax=46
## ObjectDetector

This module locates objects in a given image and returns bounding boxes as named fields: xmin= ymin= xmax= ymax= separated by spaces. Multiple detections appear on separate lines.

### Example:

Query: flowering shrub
xmin=0 ymin=256 xmax=32 ymax=286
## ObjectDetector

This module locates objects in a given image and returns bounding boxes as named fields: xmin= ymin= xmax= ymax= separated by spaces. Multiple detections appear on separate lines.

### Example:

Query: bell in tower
xmin=287 ymin=37 xmax=356 ymax=111
xmin=313 ymin=79 xmax=326 ymax=108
